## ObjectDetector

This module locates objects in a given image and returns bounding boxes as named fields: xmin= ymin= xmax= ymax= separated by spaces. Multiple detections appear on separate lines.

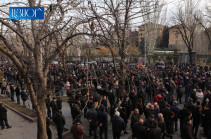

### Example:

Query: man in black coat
xmin=53 ymin=110 xmax=65 ymax=139
xmin=97 ymin=106 xmax=108 ymax=139
xmin=121 ymin=96 xmax=132 ymax=134
xmin=56 ymin=94 xmax=62 ymax=110
xmin=170 ymin=101 xmax=181 ymax=132
xmin=45 ymin=94 xmax=51 ymax=118
xmin=108 ymin=89 xmax=115 ymax=107
xmin=50 ymin=97 xmax=58 ymax=118
xmin=86 ymin=106 xmax=98 ymax=138
xmin=111 ymin=111 xmax=125 ymax=139
xmin=179 ymin=104 xmax=192 ymax=135
xmin=185 ymin=83 xmax=192 ymax=102
xmin=181 ymin=118 xmax=194 ymax=139
xmin=131 ymin=108 xmax=140 ymax=138
xmin=148 ymin=120 xmax=161 ymax=139
xmin=133 ymin=119 xmax=146 ymax=139
xmin=0 ymin=103 xmax=12 ymax=129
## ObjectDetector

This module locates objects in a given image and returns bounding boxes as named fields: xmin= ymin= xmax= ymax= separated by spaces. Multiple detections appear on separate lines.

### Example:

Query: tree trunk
xmin=119 ymin=50 xmax=127 ymax=98
xmin=26 ymin=76 xmax=47 ymax=139
xmin=188 ymin=49 xmax=193 ymax=65
xmin=37 ymin=101 xmax=47 ymax=139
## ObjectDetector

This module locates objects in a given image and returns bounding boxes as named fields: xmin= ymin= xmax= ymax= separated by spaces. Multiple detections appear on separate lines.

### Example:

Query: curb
xmin=0 ymin=101 xmax=37 ymax=122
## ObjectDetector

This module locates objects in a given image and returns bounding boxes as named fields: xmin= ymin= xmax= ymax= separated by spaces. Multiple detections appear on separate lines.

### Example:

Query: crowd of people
xmin=0 ymin=62 xmax=211 ymax=139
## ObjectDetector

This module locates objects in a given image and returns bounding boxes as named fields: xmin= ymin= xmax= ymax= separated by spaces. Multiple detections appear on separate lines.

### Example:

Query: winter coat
xmin=133 ymin=123 xmax=146 ymax=139
xmin=15 ymin=87 xmax=20 ymax=96
xmin=0 ymin=105 xmax=7 ymax=119
xmin=149 ymin=127 xmax=162 ymax=139
xmin=86 ymin=108 xmax=97 ymax=125
xmin=53 ymin=112 xmax=65 ymax=127
xmin=111 ymin=116 xmax=125 ymax=133
xmin=97 ymin=110 xmax=108 ymax=128
xmin=21 ymin=90 xmax=28 ymax=101
xmin=71 ymin=123 xmax=85 ymax=139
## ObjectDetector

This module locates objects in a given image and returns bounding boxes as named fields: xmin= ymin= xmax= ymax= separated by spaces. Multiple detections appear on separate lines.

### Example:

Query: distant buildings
xmin=138 ymin=22 xmax=211 ymax=55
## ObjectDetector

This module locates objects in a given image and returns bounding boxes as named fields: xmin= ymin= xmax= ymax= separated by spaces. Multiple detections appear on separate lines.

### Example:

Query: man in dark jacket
xmin=179 ymin=104 xmax=192 ymax=135
xmin=15 ymin=85 xmax=21 ymax=104
xmin=45 ymin=94 xmax=51 ymax=118
xmin=133 ymin=119 xmax=146 ymax=139
xmin=10 ymin=84 xmax=15 ymax=101
xmin=185 ymin=83 xmax=192 ymax=102
xmin=121 ymin=96 xmax=132 ymax=134
xmin=21 ymin=89 xmax=28 ymax=107
xmin=56 ymin=94 xmax=62 ymax=110
xmin=111 ymin=111 xmax=125 ymax=139
xmin=50 ymin=97 xmax=58 ymax=118
xmin=149 ymin=120 xmax=161 ymax=139
xmin=108 ymin=89 xmax=115 ymax=107
xmin=131 ymin=109 xmax=140 ymax=138
xmin=97 ymin=106 xmax=108 ymax=139
xmin=157 ymin=113 xmax=166 ymax=139
xmin=86 ymin=106 xmax=98 ymax=138
xmin=53 ymin=110 xmax=65 ymax=139
xmin=0 ymin=103 xmax=12 ymax=129
xmin=181 ymin=118 xmax=194 ymax=139
xmin=176 ymin=84 xmax=185 ymax=104
xmin=170 ymin=101 xmax=181 ymax=132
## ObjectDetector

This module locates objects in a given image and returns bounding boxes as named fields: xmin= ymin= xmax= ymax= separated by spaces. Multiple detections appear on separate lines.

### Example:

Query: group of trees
xmin=0 ymin=0 xmax=210 ymax=138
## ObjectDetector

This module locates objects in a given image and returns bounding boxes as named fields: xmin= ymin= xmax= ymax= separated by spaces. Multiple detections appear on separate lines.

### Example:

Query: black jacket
xmin=0 ymin=106 xmax=7 ymax=119
xmin=53 ymin=112 xmax=65 ymax=127
xmin=149 ymin=127 xmax=161 ymax=139
xmin=133 ymin=123 xmax=146 ymax=139
xmin=131 ymin=113 xmax=140 ymax=128
xmin=181 ymin=124 xmax=194 ymax=139
xmin=97 ymin=110 xmax=108 ymax=128
xmin=15 ymin=87 xmax=20 ymax=96
xmin=86 ymin=108 xmax=97 ymax=125
xmin=111 ymin=116 xmax=125 ymax=133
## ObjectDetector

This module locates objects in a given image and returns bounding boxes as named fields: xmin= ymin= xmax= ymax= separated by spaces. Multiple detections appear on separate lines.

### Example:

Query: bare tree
xmin=172 ymin=0 xmax=199 ymax=65
xmin=0 ymin=0 xmax=92 ymax=138
xmin=84 ymin=0 xmax=155 ymax=96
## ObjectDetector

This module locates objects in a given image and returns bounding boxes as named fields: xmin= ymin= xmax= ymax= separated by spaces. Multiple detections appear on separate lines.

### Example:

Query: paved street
xmin=0 ymin=108 xmax=57 ymax=139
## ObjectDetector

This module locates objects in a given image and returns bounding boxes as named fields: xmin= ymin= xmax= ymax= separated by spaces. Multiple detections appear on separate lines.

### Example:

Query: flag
xmin=137 ymin=59 xmax=143 ymax=69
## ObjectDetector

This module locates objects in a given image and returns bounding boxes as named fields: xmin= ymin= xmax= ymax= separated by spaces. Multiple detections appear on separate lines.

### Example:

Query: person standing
xmin=15 ymin=85 xmax=21 ymax=104
xmin=21 ymin=88 xmax=28 ymax=107
xmin=0 ymin=103 xmax=12 ymax=129
xmin=50 ymin=97 xmax=58 ymax=118
xmin=86 ymin=105 xmax=98 ymax=138
xmin=149 ymin=120 xmax=162 ymax=139
xmin=133 ymin=119 xmax=146 ymax=139
xmin=181 ymin=118 xmax=194 ymax=139
xmin=56 ymin=94 xmax=62 ymax=110
xmin=1 ymin=79 xmax=7 ymax=94
xmin=111 ymin=111 xmax=125 ymax=139
xmin=45 ymin=94 xmax=51 ymax=118
xmin=71 ymin=120 xmax=85 ymax=139
xmin=121 ymin=96 xmax=132 ymax=134
xmin=53 ymin=110 xmax=65 ymax=139
xmin=192 ymin=101 xmax=202 ymax=138
xmin=176 ymin=84 xmax=185 ymax=104
xmin=46 ymin=117 xmax=52 ymax=139
xmin=10 ymin=83 xmax=15 ymax=101
xmin=97 ymin=106 xmax=108 ymax=139
xmin=131 ymin=109 xmax=140 ymax=138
